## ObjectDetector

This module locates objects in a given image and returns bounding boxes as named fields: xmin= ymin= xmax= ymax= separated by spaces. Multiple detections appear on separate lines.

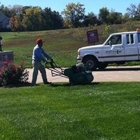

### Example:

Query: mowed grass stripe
xmin=0 ymin=82 xmax=140 ymax=139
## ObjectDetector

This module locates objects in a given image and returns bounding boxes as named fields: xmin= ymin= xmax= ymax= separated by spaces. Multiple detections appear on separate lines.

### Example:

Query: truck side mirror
xmin=111 ymin=45 xmax=114 ymax=50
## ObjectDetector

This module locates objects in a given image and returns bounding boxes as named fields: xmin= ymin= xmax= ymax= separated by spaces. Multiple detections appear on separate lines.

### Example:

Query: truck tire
xmin=83 ymin=56 xmax=98 ymax=71
xmin=98 ymin=62 xmax=108 ymax=70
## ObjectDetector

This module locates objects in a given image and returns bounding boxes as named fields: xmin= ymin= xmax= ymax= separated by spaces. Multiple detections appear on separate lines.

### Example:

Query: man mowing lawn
xmin=31 ymin=38 xmax=53 ymax=86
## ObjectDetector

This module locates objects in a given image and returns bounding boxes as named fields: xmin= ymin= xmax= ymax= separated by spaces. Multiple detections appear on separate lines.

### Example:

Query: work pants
xmin=31 ymin=61 xmax=48 ymax=86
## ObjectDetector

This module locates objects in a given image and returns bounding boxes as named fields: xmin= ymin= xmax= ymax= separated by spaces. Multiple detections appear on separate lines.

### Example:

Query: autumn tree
xmin=14 ymin=15 xmax=23 ymax=31
xmin=22 ymin=7 xmax=42 ymax=31
xmin=11 ymin=5 xmax=23 ymax=31
xmin=10 ymin=16 xmax=16 ymax=31
xmin=62 ymin=2 xmax=85 ymax=28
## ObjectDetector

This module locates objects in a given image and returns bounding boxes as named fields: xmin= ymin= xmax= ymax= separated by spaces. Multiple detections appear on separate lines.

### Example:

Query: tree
xmin=2 ymin=5 xmax=23 ymax=17
xmin=1 ymin=5 xmax=24 ymax=32
xmin=122 ymin=13 xmax=130 ymax=23
xmin=10 ymin=15 xmax=23 ymax=32
xmin=62 ymin=2 xmax=85 ymax=28
xmin=14 ymin=15 xmax=23 ymax=31
xmin=41 ymin=8 xmax=53 ymax=30
xmin=0 ymin=4 xmax=11 ymax=17
xmin=41 ymin=8 xmax=63 ymax=30
xmin=83 ymin=12 xmax=99 ymax=26
xmin=51 ymin=11 xmax=63 ymax=29
xmin=108 ymin=11 xmax=122 ymax=24
xmin=10 ymin=5 xmax=23 ymax=15
xmin=22 ymin=7 xmax=42 ymax=31
xmin=10 ymin=16 xmax=16 ymax=32
xmin=10 ymin=5 xmax=23 ymax=31
xmin=126 ymin=3 xmax=140 ymax=19
xmin=98 ymin=7 xmax=110 ymax=24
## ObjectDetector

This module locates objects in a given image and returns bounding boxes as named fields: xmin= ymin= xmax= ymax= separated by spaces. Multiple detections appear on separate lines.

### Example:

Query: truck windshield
xmin=106 ymin=35 xmax=122 ymax=45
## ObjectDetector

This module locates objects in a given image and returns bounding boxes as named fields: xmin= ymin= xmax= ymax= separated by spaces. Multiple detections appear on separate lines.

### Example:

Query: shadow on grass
xmin=0 ymin=82 xmax=31 ymax=88
xmin=50 ymin=82 xmax=100 ymax=87
xmin=0 ymin=82 xmax=100 ymax=88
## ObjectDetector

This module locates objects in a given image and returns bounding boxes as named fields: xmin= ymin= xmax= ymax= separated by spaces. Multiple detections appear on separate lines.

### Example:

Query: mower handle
xmin=45 ymin=59 xmax=56 ymax=68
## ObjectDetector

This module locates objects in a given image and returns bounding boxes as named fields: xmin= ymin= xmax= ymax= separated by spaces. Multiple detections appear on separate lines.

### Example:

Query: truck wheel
xmin=83 ymin=57 xmax=98 ymax=71
xmin=98 ymin=62 xmax=108 ymax=70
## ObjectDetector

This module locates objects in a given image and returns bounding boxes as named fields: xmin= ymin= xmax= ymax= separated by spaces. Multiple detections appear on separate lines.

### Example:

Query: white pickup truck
xmin=77 ymin=30 xmax=140 ymax=70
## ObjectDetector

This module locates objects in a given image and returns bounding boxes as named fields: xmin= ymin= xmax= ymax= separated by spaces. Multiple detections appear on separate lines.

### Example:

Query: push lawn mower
xmin=45 ymin=60 xmax=94 ymax=85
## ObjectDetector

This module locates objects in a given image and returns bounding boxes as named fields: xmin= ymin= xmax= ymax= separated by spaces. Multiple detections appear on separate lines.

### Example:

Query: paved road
xmin=27 ymin=66 xmax=140 ymax=84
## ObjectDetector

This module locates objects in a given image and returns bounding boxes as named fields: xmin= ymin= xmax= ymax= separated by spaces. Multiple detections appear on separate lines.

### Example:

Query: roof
xmin=0 ymin=12 xmax=9 ymax=23
xmin=111 ymin=31 xmax=140 ymax=36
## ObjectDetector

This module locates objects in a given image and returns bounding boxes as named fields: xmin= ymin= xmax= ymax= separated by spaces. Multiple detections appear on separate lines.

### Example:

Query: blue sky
xmin=0 ymin=0 xmax=139 ymax=15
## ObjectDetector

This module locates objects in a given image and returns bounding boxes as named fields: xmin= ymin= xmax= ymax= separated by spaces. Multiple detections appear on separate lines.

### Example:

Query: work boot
xmin=44 ymin=81 xmax=51 ymax=84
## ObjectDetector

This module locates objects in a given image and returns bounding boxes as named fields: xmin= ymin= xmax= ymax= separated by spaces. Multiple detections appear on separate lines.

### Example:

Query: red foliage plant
xmin=0 ymin=61 xmax=29 ymax=86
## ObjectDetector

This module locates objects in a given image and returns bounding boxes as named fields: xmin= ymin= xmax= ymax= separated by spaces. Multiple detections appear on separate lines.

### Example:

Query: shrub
xmin=0 ymin=61 xmax=29 ymax=86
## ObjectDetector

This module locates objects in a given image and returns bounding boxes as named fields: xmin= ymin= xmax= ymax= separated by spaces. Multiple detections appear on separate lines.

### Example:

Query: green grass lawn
xmin=0 ymin=82 xmax=140 ymax=140
xmin=1 ymin=23 xmax=140 ymax=140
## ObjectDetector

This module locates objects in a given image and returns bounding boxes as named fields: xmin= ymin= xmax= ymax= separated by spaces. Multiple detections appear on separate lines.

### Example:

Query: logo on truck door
xmin=106 ymin=50 xmax=122 ymax=54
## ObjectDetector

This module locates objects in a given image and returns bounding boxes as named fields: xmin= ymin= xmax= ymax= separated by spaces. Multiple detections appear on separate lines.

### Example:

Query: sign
xmin=87 ymin=29 xmax=99 ymax=44
xmin=0 ymin=51 xmax=14 ymax=68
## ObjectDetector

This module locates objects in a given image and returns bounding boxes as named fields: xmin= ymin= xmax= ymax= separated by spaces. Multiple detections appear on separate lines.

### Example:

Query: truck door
xmin=138 ymin=32 xmax=140 ymax=59
xmin=124 ymin=33 xmax=138 ymax=61
xmin=101 ymin=34 xmax=125 ymax=62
